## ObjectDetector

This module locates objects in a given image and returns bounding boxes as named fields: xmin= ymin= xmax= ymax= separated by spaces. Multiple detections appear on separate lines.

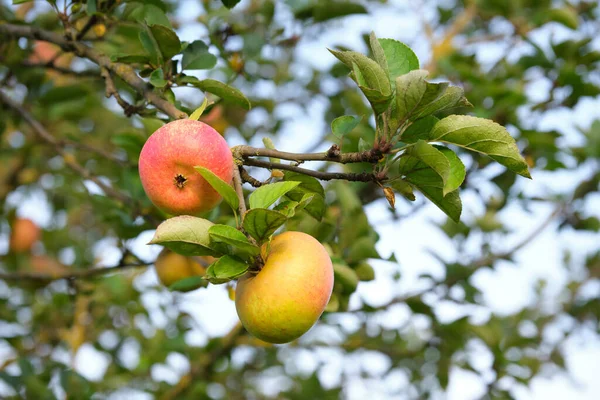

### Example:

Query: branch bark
xmin=100 ymin=67 xmax=148 ymax=117
xmin=233 ymin=144 xmax=384 ymax=164
xmin=243 ymin=158 xmax=381 ymax=182
xmin=0 ymin=23 xmax=186 ymax=120
xmin=232 ymin=165 xmax=247 ymax=217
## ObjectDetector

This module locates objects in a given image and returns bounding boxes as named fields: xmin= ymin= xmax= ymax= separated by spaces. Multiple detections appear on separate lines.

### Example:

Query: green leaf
xmin=378 ymin=38 xmax=419 ymax=82
xmin=436 ymin=146 xmax=466 ymax=195
xmin=193 ymin=166 xmax=239 ymax=213
xmin=358 ymin=137 xmax=370 ymax=152
xmin=331 ymin=115 xmax=361 ymax=139
xmin=369 ymin=32 xmax=389 ymax=78
xmin=395 ymin=69 xmax=448 ymax=123
xmin=333 ymin=263 xmax=359 ymax=294
xmin=389 ymin=179 xmax=416 ymax=201
xmin=273 ymin=200 xmax=300 ymax=217
xmin=347 ymin=61 xmax=392 ymax=114
xmin=110 ymin=53 xmax=150 ymax=64
xmin=111 ymin=132 xmax=146 ymax=157
xmin=548 ymin=7 xmax=579 ymax=30
xmin=141 ymin=117 xmax=164 ymax=134
xmin=248 ymin=181 xmax=301 ymax=209
xmin=283 ymin=172 xmax=326 ymax=220
xmin=205 ymin=256 xmax=248 ymax=284
xmin=208 ymin=225 xmax=260 ymax=257
xmin=126 ymin=4 xmax=172 ymax=27
xmin=189 ymin=97 xmax=209 ymax=121
xmin=168 ymin=276 xmax=208 ymax=292
xmin=399 ymin=153 xmax=462 ymax=222
xmin=181 ymin=40 xmax=217 ymax=70
xmin=12 ymin=0 xmax=32 ymax=4
xmin=87 ymin=0 xmax=97 ymax=14
xmin=355 ymin=262 xmax=375 ymax=281
xmin=149 ymin=68 xmax=167 ymax=88
xmin=346 ymin=237 xmax=380 ymax=263
xmin=191 ymin=79 xmax=251 ymax=109
xmin=221 ymin=0 xmax=242 ymax=9
xmin=139 ymin=29 xmax=161 ymax=66
xmin=413 ymin=85 xmax=471 ymax=119
xmin=328 ymin=49 xmax=391 ymax=95
xmin=402 ymin=115 xmax=439 ymax=143
xmin=413 ymin=140 xmax=454 ymax=195
xmin=0 ymin=371 xmax=21 ymax=391
xmin=273 ymin=194 xmax=314 ymax=218
xmin=148 ymin=216 xmax=221 ymax=256
xmin=262 ymin=137 xmax=280 ymax=163
xmin=430 ymin=115 xmax=532 ymax=178
xmin=243 ymin=209 xmax=287 ymax=243
xmin=149 ymin=24 xmax=181 ymax=60
xmin=312 ymin=2 xmax=367 ymax=22
xmin=39 ymin=85 xmax=89 ymax=104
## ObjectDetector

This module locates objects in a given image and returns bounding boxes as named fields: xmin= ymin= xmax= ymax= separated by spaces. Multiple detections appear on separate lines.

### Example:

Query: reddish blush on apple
xmin=138 ymin=119 xmax=234 ymax=215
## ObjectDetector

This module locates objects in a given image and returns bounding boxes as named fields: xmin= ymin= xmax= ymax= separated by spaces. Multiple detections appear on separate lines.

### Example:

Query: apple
xmin=9 ymin=218 xmax=40 ymax=253
xmin=154 ymin=249 xmax=211 ymax=288
xmin=138 ymin=119 xmax=234 ymax=215
xmin=235 ymin=231 xmax=334 ymax=344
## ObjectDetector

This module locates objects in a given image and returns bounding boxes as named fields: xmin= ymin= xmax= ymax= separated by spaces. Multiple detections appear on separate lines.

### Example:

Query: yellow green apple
xmin=235 ymin=231 xmax=334 ymax=344
xmin=154 ymin=249 xmax=211 ymax=288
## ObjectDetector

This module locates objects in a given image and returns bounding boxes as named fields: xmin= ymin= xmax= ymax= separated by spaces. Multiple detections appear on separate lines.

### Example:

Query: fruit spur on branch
xmin=140 ymin=32 xmax=530 ymax=344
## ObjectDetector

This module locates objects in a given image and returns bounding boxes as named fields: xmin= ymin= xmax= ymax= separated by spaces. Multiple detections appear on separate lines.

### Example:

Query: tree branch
xmin=243 ymin=158 xmax=381 ymax=182
xmin=239 ymin=167 xmax=263 ymax=187
xmin=232 ymin=165 xmax=247 ymax=217
xmin=233 ymin=144 xmax=384 ymax=164
xmin=363 ymin=204 xmax=566 ymax=313
xmin=0 ymin=23 xmax=186 ymax=120
xmin=100 ymin=67 xmax=148 ymax=117
xmin=0 ymin=262 xmax=151 ymax=283
xmin=473 ymin=204 xmax=565 ymax=268
xmin=75 ymin=15 xmax=98 ymax=41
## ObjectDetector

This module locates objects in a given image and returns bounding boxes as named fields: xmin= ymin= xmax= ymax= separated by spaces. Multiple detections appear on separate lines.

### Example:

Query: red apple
xmin=9 ymin=218 xmax=40 ymax=253
xmin=138 ymin=119 xmax=234 ymax=215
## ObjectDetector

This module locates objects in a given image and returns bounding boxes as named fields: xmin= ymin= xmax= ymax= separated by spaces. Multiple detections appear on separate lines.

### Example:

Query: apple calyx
xmin=174 ymin=174 xmax=188 ymax=189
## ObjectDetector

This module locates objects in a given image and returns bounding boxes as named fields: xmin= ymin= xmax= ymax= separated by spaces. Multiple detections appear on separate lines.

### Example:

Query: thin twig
xmin=233 ymin=144 xmax=385 ymax=164
xmin=62 ymin=138 xmax=132 ymax=167
xmin=0 ymin=23 xmax=186 ymax=120
xmin=243 ymin=159 xmax=381 ymax=183
xmin=365 ymin=204 xmax=566 ymax=313
xmin=232 ymin=165 xmax=247 ymax=217
xmin=473 ymin=204 xmax=565 ymax=268
xmin=100 ymin=67 xmax=147 ymax=117
xmin=76 ymin=15 xmax=98 ymax=41
xmin=239 ymin=167 xmax=263 ymax=187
